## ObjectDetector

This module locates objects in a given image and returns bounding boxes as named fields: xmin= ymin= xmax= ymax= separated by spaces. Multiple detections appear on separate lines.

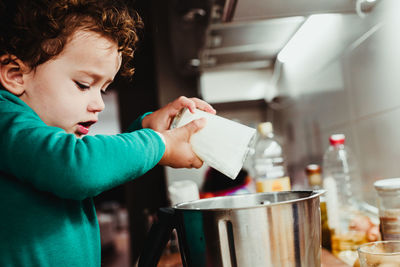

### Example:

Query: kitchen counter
xmin=103 ymin=230 xmax=350 ymax=266
xmin=159 ymin=248 xmax=350 ymax=267
xmin=321 ymin=249 xmax=351 ymax=267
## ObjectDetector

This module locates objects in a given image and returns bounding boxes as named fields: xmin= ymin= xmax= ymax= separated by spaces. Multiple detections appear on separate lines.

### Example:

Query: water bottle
xmin=322 ymin=134 xmax=365 ymax=262
xmin=252 ymin=122 xmax=290 ymax=192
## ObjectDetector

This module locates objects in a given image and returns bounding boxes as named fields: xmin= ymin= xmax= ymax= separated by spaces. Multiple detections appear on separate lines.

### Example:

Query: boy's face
xmin=21 ymin=30 xmax=122 ymax=138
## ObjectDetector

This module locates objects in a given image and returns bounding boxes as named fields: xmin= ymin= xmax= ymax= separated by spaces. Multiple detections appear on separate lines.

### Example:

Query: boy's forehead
xmin=59 ymin=29 xmax=121 ymax=75
xmin=68 ymin=30 xmax=117 ymax=50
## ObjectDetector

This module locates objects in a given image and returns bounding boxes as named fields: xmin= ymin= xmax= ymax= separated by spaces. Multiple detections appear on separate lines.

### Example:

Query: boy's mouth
xmin=77 ymin=121 xmax=97 ymax=135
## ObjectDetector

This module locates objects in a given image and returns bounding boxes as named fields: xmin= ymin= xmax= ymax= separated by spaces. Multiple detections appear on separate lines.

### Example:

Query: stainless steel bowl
xmin=139 ymin=190 xmax=324 ymax=267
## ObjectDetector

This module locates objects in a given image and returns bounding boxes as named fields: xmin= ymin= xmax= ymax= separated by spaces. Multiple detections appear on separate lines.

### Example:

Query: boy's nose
xmin=88 ymin=91 xmax=105 ymax=113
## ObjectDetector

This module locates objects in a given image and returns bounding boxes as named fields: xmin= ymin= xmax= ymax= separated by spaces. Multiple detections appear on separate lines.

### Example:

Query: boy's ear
xmin=0 ymin=55 xmax=28 ymax=96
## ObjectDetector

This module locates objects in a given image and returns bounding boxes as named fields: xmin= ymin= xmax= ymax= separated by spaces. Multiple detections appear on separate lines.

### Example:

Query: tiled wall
xmin=275 ymin=0 xmax=400 ymax=205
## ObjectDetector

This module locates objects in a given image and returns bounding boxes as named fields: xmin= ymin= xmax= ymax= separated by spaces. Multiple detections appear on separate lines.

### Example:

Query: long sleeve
xmin=0 ymin=90 xmax=165 ymax=200
xmin=127 ymin=111 xmax=152 ymax=132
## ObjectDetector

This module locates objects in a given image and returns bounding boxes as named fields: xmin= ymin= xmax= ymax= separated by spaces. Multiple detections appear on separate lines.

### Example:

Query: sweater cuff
xmin=154 ymin=131 xmax=166 ymax=145
xmin=126 ymin=112 xmax=153 ymax=132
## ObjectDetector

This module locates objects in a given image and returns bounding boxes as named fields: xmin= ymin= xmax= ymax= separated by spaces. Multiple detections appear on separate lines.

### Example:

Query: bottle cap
xmin=258 ymin=122 xmax=273 ymax=136
xmin=329 ymin=134 xmax=345 ymax=146
xmin=305 ymin=164 xmax=321 ymax=175
xmin=374 ymin=178 xmax=400 ymax=191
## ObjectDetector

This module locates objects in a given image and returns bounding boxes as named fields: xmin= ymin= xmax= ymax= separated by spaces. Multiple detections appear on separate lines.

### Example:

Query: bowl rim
xmin=174 ymin=190 xmax=325 ymax=211
xmin=358 ymin=240 xmax=400 ymax=256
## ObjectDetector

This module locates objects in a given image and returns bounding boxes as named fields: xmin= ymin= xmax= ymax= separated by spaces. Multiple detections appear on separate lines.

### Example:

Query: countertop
xmin=321 ymin=249 xmax=350 ymax=267
xmin=158 ymin=249 xmax=350 ymax=267
xmin=103 ymin=230 xmax=350 ymax=267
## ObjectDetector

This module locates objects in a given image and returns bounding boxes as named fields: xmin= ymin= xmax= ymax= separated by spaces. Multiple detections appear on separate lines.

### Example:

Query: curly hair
xmin=0 ymin=0 xmax=144 ymax=77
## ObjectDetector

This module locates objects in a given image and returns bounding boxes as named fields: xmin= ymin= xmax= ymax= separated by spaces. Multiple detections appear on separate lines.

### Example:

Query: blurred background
xmin=89 ymin=0 xmax=400 ymax=265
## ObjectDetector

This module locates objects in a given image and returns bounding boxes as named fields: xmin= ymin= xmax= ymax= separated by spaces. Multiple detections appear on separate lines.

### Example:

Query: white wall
xmin=274 ymin=0 xmax=400 ymax=205
xmin=200 ymin=68 xmax=276 ymax=103
xmin=89 ymin=90 xmax=121 ymax=135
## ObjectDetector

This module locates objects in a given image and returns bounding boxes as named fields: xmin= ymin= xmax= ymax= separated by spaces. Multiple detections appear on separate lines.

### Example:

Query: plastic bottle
xmin=252 ymin=122 xmax=290 ymax=192
xmin=322 ymin=134 xmax=365 ymax=263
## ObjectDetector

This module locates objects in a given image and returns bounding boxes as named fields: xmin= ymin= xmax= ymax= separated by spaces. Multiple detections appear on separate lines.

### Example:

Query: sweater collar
xmin=0 ymin=88 xmax=38 ymax=115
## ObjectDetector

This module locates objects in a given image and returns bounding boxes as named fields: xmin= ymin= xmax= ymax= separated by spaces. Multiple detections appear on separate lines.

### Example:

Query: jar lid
xmin=374 ymin=178 xmax=400 ymax=191
xmin=305 ymin=164 xmax=321 ymax=175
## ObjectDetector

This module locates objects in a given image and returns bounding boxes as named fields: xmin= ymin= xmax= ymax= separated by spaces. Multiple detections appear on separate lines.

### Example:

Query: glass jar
xmin=305 ymin=164 xmax=331 ymax=250
xmin=305 ymin=164 xmax=322 ymax=190
xmin=374 ymin=178 xmax=400 ymax=241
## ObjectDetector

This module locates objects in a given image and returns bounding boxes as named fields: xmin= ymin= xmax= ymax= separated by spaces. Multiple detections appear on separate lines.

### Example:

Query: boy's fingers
xmin=185 ymin=118 xmax=206 ymax=134
xmin=172 ymin=96 xmax=196 ymax=113
xmin=171 ymin=96 xmax=216 ymax=114
xmin=189 ymin=98 xmax=216 ymax=114
xmin=191 ymin=157 xmax=203 ymax=169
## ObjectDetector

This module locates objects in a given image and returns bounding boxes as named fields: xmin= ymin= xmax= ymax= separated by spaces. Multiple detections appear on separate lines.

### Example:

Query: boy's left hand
xmin=142 ymin=96 xmax=216 ymax=132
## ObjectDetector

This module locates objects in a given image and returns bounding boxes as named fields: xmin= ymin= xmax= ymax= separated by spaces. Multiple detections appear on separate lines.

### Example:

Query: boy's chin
xmin=74 ymin=132 xmax=85 ymax=139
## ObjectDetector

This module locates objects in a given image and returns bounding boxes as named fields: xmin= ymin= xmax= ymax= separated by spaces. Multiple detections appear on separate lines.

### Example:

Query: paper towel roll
xmin=171 ymin=108 xmax=256 ymax=179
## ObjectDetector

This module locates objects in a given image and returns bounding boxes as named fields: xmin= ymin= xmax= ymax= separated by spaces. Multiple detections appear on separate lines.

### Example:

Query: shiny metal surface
xmin=174 ymin=191 xmax=323 ymax=267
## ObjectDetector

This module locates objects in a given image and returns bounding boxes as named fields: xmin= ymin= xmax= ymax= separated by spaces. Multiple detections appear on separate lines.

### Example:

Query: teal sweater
xmin=0 ymin=90 xmax=165 ymax=266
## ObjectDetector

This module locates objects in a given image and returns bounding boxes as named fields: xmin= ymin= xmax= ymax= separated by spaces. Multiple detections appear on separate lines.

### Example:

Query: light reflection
xmin=277 ymin=14 xmax=343 ymax=64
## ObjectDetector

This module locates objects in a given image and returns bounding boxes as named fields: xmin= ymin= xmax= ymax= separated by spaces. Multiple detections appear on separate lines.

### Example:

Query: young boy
xmin=0 ymin=0 xmax=215 ymax=266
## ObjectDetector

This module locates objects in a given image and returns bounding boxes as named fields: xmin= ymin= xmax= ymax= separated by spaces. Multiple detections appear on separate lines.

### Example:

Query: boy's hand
xmin=142 ymin=96 xmax=216 ymax=132
xmin=158 ymin=118 xmax=206 ymax=168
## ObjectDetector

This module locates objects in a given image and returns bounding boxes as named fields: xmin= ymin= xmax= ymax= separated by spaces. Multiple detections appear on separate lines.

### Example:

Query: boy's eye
xmin=75 ymin=81 xmax=90 ymax=90
xmin=101 ymin=90 xmax=107 ymax=95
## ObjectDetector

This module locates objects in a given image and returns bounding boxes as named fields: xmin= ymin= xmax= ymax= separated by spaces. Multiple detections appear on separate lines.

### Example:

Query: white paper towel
xmin=171 ymin=108 xmax=256 ymax=179
xmin=168 ymin=180 xmax=199 ymax=206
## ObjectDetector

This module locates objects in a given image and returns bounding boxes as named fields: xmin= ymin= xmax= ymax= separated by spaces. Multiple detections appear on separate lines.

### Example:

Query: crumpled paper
xmin=171 ymin=108 xmax=256 ymax=179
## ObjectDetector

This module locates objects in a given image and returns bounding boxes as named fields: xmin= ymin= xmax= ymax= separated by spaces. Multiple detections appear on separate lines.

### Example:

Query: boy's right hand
xmin=158 ymin=118 xmax=206 ymax=169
